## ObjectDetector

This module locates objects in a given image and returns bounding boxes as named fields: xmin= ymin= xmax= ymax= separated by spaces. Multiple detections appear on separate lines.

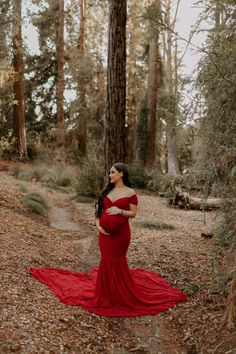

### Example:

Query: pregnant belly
xmin=100 ymin=212 xmax=128 ymax=234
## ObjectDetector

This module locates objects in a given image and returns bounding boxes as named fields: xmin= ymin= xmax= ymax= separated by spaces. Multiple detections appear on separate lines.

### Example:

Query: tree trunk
xmin=56 ymin=0 xmax=65 ymax=147
xmin=12 ymin=0 xmax=28 ymax=160
xmin=167 ymin=127 xmax=179 ymax=175
xmin=166 ymin=1 xmax=173 ymax=95
xmin=165 ymin=0 xmax=179 ymax=176
xmin=104 ymin=0 xmax=127 ymax=172
xmin=215 ymin=0 xmax=221 ymax=29
xmin=78 ymin=0 xmax=85 ymax=52
xmin=77 ymin=0 xmax=87 ymax=157
xmin=126 ymin=0 xmax=139 ymax=163
xmin=145 ymin=31 xmax=159 ymax=170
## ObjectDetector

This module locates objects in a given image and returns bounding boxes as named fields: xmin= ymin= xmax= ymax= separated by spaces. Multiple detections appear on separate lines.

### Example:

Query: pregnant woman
xmin=30 ymin=163 xmax=187 ymax=316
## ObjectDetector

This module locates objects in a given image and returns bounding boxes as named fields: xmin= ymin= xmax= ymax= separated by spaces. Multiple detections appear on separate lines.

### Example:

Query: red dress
xmin=29 ymin=194 xmax=187 ymax=316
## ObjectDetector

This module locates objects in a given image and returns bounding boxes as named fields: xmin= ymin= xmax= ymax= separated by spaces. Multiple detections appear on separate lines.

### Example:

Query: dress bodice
xmin=99 ymin=195 xmax=138 ymax=235
xmin=103 ymin=194 xmax=138 ymax=210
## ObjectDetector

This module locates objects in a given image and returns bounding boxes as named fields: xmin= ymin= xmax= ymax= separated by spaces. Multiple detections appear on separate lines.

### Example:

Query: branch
xmin=157 ymin=20 xmax=236 ymax=86
xmin=171 ymin=0 xmax=181 ymax=31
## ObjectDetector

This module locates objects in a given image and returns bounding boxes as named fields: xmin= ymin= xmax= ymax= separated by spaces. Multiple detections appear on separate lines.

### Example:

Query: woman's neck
xmin=115 ymin=181 xmax=125 ymax=188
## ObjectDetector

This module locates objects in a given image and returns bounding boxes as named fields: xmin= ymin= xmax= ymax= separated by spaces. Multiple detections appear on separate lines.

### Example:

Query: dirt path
xmin=0 ymin=170 xmax=235 ymax=353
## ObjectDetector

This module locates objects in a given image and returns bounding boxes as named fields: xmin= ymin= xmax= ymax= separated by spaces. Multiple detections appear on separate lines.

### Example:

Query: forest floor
xmin=0 ymin=162 xmax=236 ymax=354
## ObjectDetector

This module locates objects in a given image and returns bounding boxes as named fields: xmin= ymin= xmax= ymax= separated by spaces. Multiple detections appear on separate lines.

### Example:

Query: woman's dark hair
xmin=95 ymin=162 xmax=131 ymax=218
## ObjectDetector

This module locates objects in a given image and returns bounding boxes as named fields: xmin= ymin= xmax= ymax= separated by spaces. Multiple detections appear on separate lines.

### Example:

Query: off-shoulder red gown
xmin=29 ymin=194 xmax=187 ymax=316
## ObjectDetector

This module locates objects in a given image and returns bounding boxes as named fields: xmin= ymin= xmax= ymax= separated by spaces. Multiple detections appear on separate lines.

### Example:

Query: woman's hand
xmin=95 ymin=219 xmax=110 ymax=236
xmin=106 ymin=206 xmax=121 ymax=215
xmin=98 ymin=225 xmax=110 ymax=235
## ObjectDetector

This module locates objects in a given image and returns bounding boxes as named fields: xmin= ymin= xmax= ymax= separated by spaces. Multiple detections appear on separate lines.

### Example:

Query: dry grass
xmin=12 ymin=162 xmax=79 ymax=189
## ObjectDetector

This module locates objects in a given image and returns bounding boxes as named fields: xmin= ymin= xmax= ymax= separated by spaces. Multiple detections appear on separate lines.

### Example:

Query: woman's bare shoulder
xmin=126 ymin=187 xmax=136 ymax=197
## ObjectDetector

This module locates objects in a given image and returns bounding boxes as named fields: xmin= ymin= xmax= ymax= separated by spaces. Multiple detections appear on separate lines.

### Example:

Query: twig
xmin=212 ymin=339 xmax=230 ymax=354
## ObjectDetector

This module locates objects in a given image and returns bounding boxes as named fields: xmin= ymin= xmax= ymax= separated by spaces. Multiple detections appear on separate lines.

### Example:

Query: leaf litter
xmin=0 ymin=168 xmax=235 ymax=354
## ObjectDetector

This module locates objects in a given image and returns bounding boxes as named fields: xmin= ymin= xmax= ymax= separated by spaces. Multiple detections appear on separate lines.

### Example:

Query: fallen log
xmin=169 ymin=191 xmax=221 ymax=210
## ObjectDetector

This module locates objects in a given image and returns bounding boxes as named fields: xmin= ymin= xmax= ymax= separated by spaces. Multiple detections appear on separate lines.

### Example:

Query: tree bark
xmin=126 ymin=0 xmax=139 ymax=163
xmin=104 ymin=0 xmax=127 ymax=172
xmin=56 ymin=0 xmax=65 ymax=147
xmin=77 ymin=0 xmax=87 ymax=157
xmin=167 ymin=127 xmax=179 ymax=175
xmin=165 ymin=0 xmax=179 ymax=175
xmin=78 ymin=0 xmax=85 ymax=52
xmin=145 ymin=31 xmax=159 ymax=170
xmin=12 ymin=0 xmax=28 ymax=159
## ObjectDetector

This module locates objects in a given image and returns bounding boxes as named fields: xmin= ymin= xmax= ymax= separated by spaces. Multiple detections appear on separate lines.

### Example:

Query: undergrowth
xmin=13 ymin=163 xmax=79 ymax=190
xmin=75 ymin=154 xmax=104 ymax=198
xmin=22 ymin=192 xmax=49 ymax=215
xmin=137 ymin=221 xmax=175 ymax=230
xmin=76 ymin=195 xmax=95 ymax=203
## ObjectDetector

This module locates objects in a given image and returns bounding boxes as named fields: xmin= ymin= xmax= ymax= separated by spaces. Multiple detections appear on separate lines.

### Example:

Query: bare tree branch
xmin=171 ymin=0 xmax=181 ymax=30
xmin=152 ymin=16 xmax=236 ymax=85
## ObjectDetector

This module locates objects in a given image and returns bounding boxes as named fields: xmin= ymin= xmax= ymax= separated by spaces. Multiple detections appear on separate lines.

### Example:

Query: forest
xmin=0 ymin=0 xmax=236 ymax=353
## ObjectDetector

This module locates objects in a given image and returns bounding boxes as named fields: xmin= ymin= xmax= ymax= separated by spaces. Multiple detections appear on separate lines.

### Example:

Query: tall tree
xmin=12 ymin=0 xmax=28 ymax=159
xmin=0 ymin=0 xmax=12 ymax=136
xmin=104 ymin=0 xmax=127 ymax=171
xmin=145 ymin=21 xmax=160 ymax=170
xmin=77 ymin=0 xmax=87 ymax=158
xmin=56 ymin=0 xmax=65 ymax=147
xmin=136 ymin=1 xmax=161 ymax=170
xmin=162 ymin=0 xmax=180 ymax=175
xmin=0 ymin=0 xmax=10 ymax=86
xmin=126 ymin=0 xmax=144 ymax=163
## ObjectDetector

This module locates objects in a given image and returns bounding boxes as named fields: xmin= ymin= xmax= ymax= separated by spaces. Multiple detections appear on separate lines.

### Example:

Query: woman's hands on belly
xmin=100 ymin=212 xmax=127 ymax=235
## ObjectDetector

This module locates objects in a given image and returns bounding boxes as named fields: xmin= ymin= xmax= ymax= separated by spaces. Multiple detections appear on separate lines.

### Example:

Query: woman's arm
xmin=106 ymin=204 xmax=137 ymax=218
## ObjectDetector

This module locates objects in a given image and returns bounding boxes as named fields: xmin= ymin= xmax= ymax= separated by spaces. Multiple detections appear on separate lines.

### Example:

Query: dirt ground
xmin=0 ymin=165 xmax=235 ymax=354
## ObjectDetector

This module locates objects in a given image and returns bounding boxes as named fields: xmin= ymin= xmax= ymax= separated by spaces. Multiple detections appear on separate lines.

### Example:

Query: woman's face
xmin=109 ymin=166 xmax=123 ymax=184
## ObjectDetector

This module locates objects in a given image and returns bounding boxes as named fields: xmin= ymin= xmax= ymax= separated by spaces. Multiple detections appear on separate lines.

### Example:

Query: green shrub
xmin=137 ymin=221 xmax=175 ymax=230
xmin=147 ymin=170 xmax=177 ymax=194
xmin=19 ymin=184 xmax=28 ymax=193
xmin=76 ymin=195 xmax=95 ymax=203
xmin=75 ymin=155 xmax=104 ymax=198
xmin=13 ymin=165 xmax=35 ymax=181
xmin=31 ymin=165 xmax=49 ymax=182
xmin=27 ymin=192 xmax=48 ymax=209
xmin=128 ymin=164 xmax=150 ymax=189
xmin=46 ymin=164 xmax=78 ymax=187
xmin=23 ymin=199 xmax=46 ymax=215
xmin=22 ymin=192 xmax=49 ymax=215
xmin=13 ymin=166 xmax=21 ymax=179
xmin=12 ymin=163 xmax=79 ymax=190
xmin=0 ymin=130 xmax=16 ymax=159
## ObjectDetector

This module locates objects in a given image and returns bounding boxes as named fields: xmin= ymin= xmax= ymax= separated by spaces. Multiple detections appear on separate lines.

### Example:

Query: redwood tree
xmin=104 ymin=0 xmax=127 ymax=172
xmin=126 ymin=0 xmax=141 ymax=163
xmin=12 ymin=0 xmax=27 ymax=159
xmin=56 ymin=0 xmax=65 ymax=146
xmin=136 ymin=1 xmax=161 ymax=171
xmin=164 ymin=0 xmax=180 ymax=175
xmin=77 ymin=0 xmax=87 ymax=157
xmin=145 ymin=29 xmax=160 ymax=170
